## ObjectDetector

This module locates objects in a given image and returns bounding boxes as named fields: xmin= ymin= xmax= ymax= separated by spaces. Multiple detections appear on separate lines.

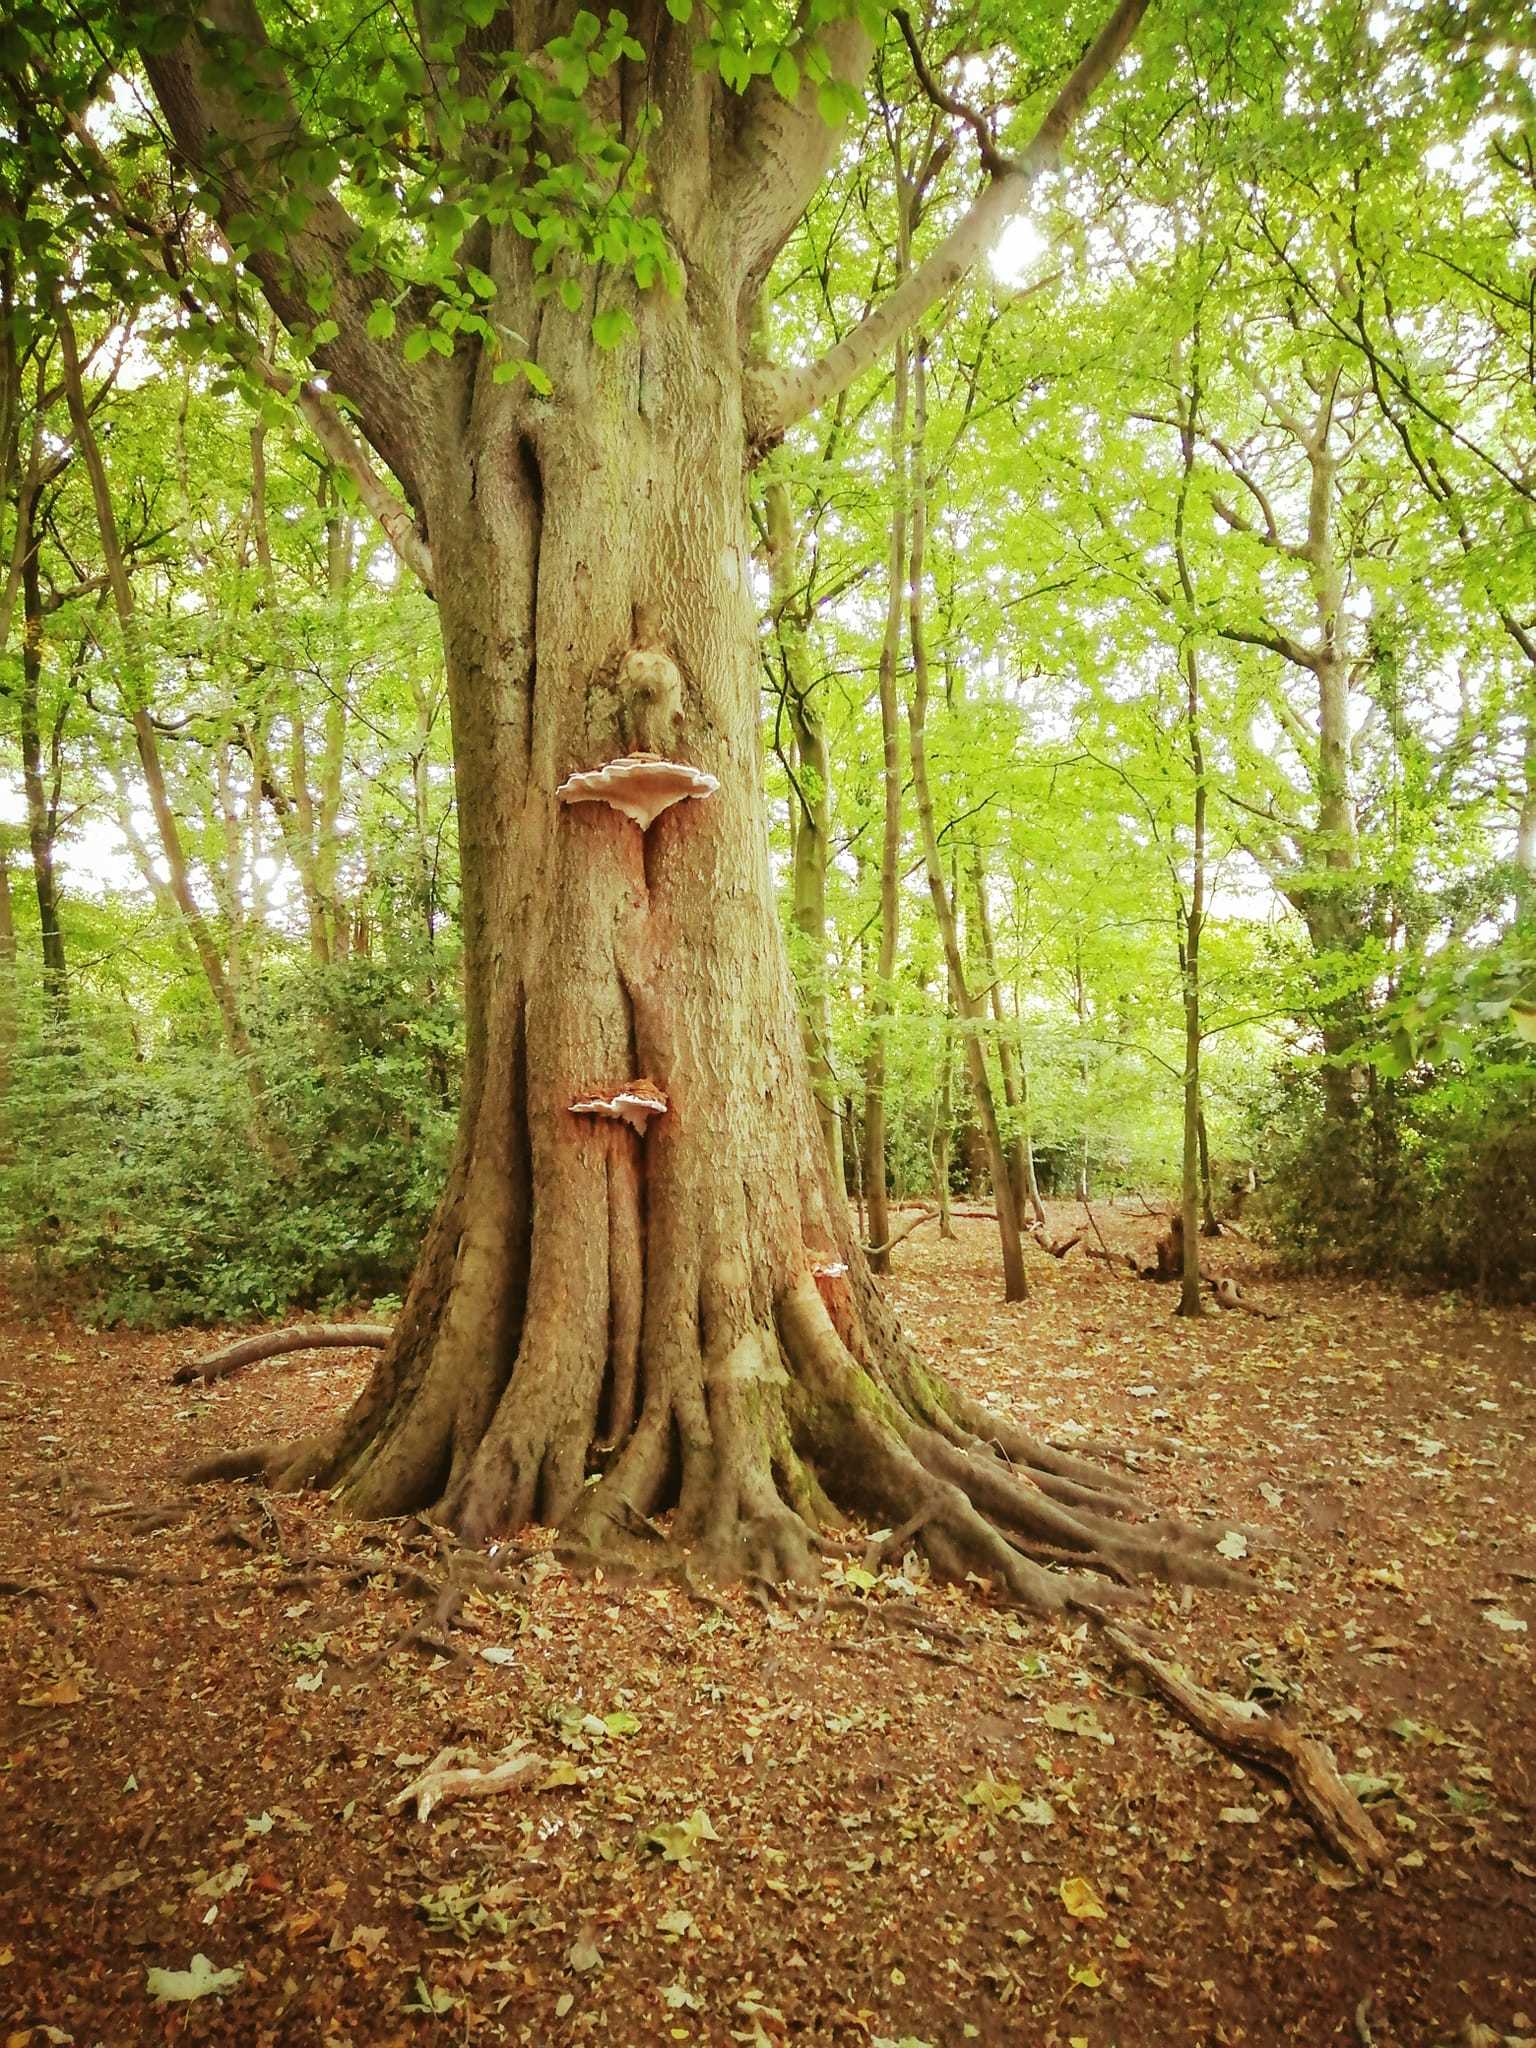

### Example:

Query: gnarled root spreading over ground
xmin=187 ymin=1243 xmax=1240 ymax=1622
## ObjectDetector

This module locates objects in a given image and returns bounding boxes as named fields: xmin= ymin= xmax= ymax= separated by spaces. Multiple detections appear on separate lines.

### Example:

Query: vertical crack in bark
xmin=518 ymin=430 xmax=544 ymax=756
xmin=604 ymin=1141 xmax=645 ymax=1448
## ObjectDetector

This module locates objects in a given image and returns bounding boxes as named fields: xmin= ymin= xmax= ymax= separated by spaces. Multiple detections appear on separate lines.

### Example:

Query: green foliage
xmin=0 ymin=959 xmax=459 ymax=1324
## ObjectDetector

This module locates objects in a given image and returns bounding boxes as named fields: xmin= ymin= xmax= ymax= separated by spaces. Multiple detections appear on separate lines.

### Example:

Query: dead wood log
xmin=171 ymin=1322 xmax=393 ymax=1386
xmin=1083 ymin=1243 xmax=1139 ymax=1273
xmin=1097 ymin=1622 xmax=1391 ymax=1876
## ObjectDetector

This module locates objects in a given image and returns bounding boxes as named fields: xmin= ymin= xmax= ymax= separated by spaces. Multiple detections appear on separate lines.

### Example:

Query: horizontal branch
xmin=171 ymin=1322 xmax=392 ymax=1386
xmin=1216 ymin=620 xmax=1321 ymax=674
xmin=748 ymin=0 xmax=1151 ymax=446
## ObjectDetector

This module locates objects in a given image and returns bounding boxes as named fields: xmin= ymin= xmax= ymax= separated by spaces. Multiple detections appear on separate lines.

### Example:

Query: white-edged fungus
xmin=568 ymin=1078 xmax=669 ymax=1133
xmin=556 ymin=752 xmax=719 ymax=831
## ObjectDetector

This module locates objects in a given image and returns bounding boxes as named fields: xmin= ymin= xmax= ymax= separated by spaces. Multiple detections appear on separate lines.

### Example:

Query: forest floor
xmin=1 ymin=1205 xmax=1533 ymax=2048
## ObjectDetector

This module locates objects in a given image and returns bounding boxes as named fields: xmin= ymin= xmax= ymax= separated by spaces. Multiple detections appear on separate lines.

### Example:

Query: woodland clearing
xmin=2 ymin=1210 xmax=1532 ymax=2048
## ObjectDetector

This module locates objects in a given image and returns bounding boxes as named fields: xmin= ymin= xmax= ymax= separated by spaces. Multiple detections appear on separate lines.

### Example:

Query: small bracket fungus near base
xmin=557 ymin=753 xmax=719 ymax=832
xmin=569 ymin=1078 xmax=669 ymax=1134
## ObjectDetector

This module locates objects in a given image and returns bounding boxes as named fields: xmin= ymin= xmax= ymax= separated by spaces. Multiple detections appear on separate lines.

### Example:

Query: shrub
xmin=0 ymin=956 xmax=460 ymax=1325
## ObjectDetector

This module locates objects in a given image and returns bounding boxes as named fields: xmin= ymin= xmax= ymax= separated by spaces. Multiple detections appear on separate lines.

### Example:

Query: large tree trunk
xmin=250 ymin=243 xmax=1214 ymax=1608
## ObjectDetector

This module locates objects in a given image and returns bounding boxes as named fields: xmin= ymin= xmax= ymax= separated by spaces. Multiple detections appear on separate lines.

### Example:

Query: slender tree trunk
xmin=0 ymin=838 xmax=16 ymax=1115
xmin=1174 ymin=368 xmax=1206 ymax=1317
xmin=1196 ymin=1105 xmax=1219 ymax=1235
xmin=57 ymin=307 xmax=277 ymax=1140
xmin=315 ymin=479 xmax=353 ymax=957
xmin=906 ymin=344 xmax=1027 ymax=1301
xmin=1517 ymin=700 xmax=1536 ymax=921
xmin=764 ymin=477 xmax=842 ymax=1185
xmin=212 ymin=742 xmax=248 ymax=1003
xmin=863 ymin=338 xmax=908 ymax=1274
xmin=250 ymin=416 xmax=332 ymax=960
xmin=18 ymin=486 xmax=68 ymax=1022
xmin=1177 ymin=639 xmax=1206 ymax=1320
xmin=970 ymin=850 xmax=1042 ymax=1224
xmin=935 ymin=971 xmax=955 ymax=1239
xmin=1073 ymin=947 xmax=1091 ymax=1202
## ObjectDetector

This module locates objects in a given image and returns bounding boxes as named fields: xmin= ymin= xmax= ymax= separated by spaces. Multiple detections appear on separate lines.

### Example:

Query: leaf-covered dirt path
xmin=2 ymin=1208 xmax=1533 ymax=2048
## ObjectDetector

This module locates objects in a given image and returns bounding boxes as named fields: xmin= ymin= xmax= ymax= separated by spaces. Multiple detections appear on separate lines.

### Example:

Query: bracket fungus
xmin=569 ymin=1079 xmax=670 ymax=1134
xmin=556 ymin=752 xmax=719 ymax=832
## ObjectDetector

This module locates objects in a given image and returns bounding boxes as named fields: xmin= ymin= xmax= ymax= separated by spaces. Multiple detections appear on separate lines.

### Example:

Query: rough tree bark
xmin=136 ymin=0 xmax=1210 ymax=1611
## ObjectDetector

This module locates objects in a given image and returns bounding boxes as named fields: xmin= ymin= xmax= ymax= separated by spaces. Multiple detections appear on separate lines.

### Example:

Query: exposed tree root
xmin=171 ymin=1323 xmax=392 ymax=1387
xmin=175 ymin=1236 xmax=1391 ymax=1875
xmin=1097 ymin=1620 xmax=1391 ymax=1876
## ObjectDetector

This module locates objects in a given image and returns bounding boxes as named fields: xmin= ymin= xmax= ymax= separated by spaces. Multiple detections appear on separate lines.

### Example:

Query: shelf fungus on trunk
xmin=568 ymin=1079 xmax=670 ymax=1134
xmin=556 ymin=753 xmax=720 ymax=832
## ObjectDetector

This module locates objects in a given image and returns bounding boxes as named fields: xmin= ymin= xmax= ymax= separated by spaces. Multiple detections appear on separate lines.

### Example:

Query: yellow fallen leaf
xmin=19 ymin=1680 xmax=82 ymax=1708
xmin=1060 ymin=1876 xmax=1108 ymax=1920
xmin=1069 ymin=1963 xmax=1103 ymax=1987
xmin=539 ymin=1759 xmax=587 ymax=1790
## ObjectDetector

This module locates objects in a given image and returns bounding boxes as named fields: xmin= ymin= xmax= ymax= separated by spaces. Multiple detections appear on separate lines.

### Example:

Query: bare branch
xmin=747 ymin=0 xmax=1152 ymax=446
xmin=894 ymin=12 xmax=1010 ymax=176
xmin=257 ymin=362 xmax=434 ymax=593
xmin=1215 ymin=620 xmax=1322 ymax=675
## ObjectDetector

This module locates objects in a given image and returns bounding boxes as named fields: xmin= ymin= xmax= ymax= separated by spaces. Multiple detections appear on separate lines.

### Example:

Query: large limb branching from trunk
xmin=57 ymin=109 xmax=433 ymax=593
xmin=745 ymin=0 xmax=1153 ymax=448
xmin=142 ymin=0 xmax=437 ymax=510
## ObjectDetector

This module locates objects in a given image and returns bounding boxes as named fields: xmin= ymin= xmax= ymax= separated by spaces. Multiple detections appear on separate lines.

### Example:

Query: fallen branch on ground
xmin=1097 ymin=1621 xmax=1390 ymax=1875
xmin=391 ymin=1741 xmax=544 ymax=1823
xmin=863 ymin=1206 xmax=939 ymax=1256
xmin=1083 ymin=1243 xmax=1139 ymax=1273
xmin=171 ymin=1323 xmax=393 ymax=1386
xmin=1028 ymin=1222 xmax=1082 ymax=1258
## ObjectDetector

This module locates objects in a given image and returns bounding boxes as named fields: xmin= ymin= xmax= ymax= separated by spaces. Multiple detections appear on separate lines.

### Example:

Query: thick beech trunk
xmin=248 ymin=246 xmax=1225 ymax=1609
